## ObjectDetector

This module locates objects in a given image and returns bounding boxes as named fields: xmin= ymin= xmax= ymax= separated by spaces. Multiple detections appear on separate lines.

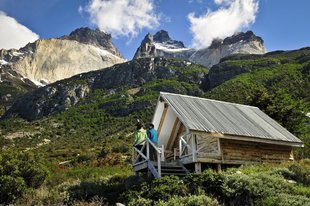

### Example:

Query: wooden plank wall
xmin=221 ymin=139 xmax=292 ymax=163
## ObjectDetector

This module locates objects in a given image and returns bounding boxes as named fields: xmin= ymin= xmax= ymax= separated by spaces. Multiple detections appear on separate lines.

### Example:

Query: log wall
xmin=221 ymin=139 xmax=292 ymax=164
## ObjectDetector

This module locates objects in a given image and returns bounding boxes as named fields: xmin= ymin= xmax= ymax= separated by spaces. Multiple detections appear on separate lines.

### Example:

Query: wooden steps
xmin=153 ymin=161 xmax=189 ymax=177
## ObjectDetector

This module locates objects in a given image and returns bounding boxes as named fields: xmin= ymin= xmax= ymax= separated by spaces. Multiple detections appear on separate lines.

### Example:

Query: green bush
xmin=67 ymin=175 xmax=128 ymax=204
xmin=156 ymin=195 xmax=220 ymax=206
xmin=121 ymin=176 xmax=187 ymax=204
xmin=261 ymin=193 xmax=310 ymax=206
xmin=0 ymin=151 xmax=48 ymax=204
xmin=269 ymin=167 xmax=295 ymax=180
xmin=222 ymin=172 xmax=293 ymax=205
xmin=288 ymin=163 xmax=310 ymax=185
xmin=0 ymin=176 xmax=26 ymax=203
xmin=183 ymin=170 xmax=226 ymax=197
xmin=146 ymin=176 xmax=187 ymax=201
xmin=128 ymin=197 xmax=152 ymax=206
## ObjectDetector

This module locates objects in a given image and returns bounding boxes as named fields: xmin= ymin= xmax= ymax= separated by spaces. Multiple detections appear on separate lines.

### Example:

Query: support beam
xmin=167 ymin=118 xmax=180 ymax=150
xmin=192 ymin=134 xmax=197 ymax=162
xmin=217 ymin=164 xmax=222 ymax=172
xmin=195 ymin=162 xmax=201 ymax=173
xmin=157 ymin=103 xmax=169 ymax=136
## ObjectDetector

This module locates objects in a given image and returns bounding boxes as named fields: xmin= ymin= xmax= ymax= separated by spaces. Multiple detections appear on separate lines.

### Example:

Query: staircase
xmin=132 ymin=138 xmax=189 ymax=178
xmin=153 ymin=161 xmax=189 ymax=177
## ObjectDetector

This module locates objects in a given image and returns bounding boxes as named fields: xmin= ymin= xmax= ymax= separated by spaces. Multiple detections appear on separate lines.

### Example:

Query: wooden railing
xmin=179 ymin=133 xmax=194 ymax=158
xmin=132 ymin=138 xmax=165 ymax=178
xmin=179 ymin=133 xmax=222 ymax=162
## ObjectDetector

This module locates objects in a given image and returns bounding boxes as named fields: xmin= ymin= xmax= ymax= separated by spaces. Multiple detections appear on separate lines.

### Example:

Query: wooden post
xmin=195 ymin=162 xmax=201 ymax=173
xmin=161 ymin=145 xmax=165 ymax=162
xmin=174 ymin=148 xmax=177 ymax=160
xmin=192 ymin=134 xmax=197 ymax=162
xmin=179 ymin=138 xmax=182 ymax=158
xmin=157 ymin=150 xmax=161 ymax=178
xmin=217 ymin=164 xmax=222 ymax=172
xmin=146 ymin=140 xmax=150 ymax=160
xmin=157 ymin=103 xmax=168 ymax=136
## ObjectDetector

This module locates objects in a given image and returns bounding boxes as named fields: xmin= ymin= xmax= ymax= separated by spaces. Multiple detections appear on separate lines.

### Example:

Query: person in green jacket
xmin=134 ymin=123 xmax=147 ymax=151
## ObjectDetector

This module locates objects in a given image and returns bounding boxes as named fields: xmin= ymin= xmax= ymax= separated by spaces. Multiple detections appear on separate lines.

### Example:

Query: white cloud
xmin=82 ymin=0 xmax=160 ymax=38
xmin=188 ymin=0 xmax=259 ymax=48
xmin=0 ymin=11 xmax=39 ymax=50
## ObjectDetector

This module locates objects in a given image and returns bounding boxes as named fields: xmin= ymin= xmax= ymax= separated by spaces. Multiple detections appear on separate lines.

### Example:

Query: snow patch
xmin=12 ymin=51 xmax=24 ymax=56
xmin=0 ymin=59 xmax=8 ymax=65
xmin=31 ymin=79 xmax=45 ymax=87
xmin=7 ymin=72 xmax=16 ymax=78
xmin=93 ymin=47 xmax=125 ymax=61
xmin=153 ymin=43 xmax=192 ymax=53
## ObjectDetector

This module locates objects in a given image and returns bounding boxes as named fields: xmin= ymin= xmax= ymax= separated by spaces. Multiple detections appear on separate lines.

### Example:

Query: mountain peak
xmin=61 ymin=27 xmax=122 ymax=57
xmin=133 ymin=30 xmax=190 ymax=59
xmin=223 ymin=30 xmax=264 ymax=45
xmin=153 ymin=30 xmax=171 ymax=43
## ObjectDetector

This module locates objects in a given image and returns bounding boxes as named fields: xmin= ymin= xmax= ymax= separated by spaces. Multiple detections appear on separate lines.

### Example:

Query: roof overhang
xmin=191 ymin=130 xmax=304 ymax=147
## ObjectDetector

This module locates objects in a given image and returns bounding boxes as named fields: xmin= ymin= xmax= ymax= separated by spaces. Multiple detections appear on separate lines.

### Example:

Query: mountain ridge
xmin=134 ymin=30 xmax=266 ymax=68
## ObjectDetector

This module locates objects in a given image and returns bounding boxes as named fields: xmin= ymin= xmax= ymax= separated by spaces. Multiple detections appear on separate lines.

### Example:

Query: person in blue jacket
xmin=147 ymin=123 xmax=158 ymax=160
xmin=147 ymin=123 xmax=158 ymax=144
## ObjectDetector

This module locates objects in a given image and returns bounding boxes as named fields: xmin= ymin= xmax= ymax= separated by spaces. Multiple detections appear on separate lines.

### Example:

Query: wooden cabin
xmin=132 ymin=92 xmax=304 ymax=178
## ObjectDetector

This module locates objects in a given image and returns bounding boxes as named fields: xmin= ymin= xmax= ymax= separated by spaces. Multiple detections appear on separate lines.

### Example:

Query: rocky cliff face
xmin=0 ymin=64 xmax=37 ymax=114
xmin=189 ymin=31 xmax=266 ymax=68
xmin=60 ymin=27 xmax=122 ymax=57
xmin=133 ymin=30 xmax=195 ymax=59
xmin=134 ymin=30 xmax=266 ymax=68
xmin=3 ymin=57 xmax=207 ymax=120
xmin=0 ymin=28 xmax=125 ymax=85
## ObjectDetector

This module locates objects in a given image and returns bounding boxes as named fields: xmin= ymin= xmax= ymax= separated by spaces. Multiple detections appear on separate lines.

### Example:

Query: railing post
xmin=179 ymin=138 xmax=182 ymax=158
xmin=157 ymin=151 xmax=161 ymax=178
xmin=161 ymin=145 xmax=165 ymax=161
xmin=146 ymin=140 xmax=150 ymax=160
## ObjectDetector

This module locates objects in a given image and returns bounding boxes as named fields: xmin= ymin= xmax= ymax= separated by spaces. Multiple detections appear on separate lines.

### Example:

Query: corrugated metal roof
xmin=160 ymin=92 xmax=303 ymax=146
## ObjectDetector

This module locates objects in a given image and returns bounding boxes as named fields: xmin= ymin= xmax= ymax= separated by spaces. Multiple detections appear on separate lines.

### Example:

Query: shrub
xmin=156 ymin=195 xmax=220 ymax=206
xmin=0 ymin=151 xmax=48 ymax=204
xmin=146 ymin=176 xmax=187 ymax=201
xmin=128 ymin=197 xmax=152 ymax=206
xmin=221 ymin=172 xmax=293 ymax=205
xmin=288 ymin=163 xmax=310 ymax=185
xmin=0 ymin=176 xmax=26 ymax=203
xmin=67 ymin=175 xmax=128 ymax=204
xmin=183 ymin=169 xmax=226 ymax=197
xmin=261 ymin=193 xmax=310 ymax=206
xmin=269 ymin=167 xmax=295 ymax=180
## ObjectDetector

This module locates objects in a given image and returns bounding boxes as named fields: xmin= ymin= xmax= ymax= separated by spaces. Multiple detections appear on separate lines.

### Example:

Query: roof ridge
xmin=160 ymin=92 xmax=259 ymax=109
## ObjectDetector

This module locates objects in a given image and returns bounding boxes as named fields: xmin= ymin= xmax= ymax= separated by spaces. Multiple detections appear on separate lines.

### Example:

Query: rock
xmin=204 ymin=62 xmax=250 ymax=90
xmin=134 ymin=30 xmax=266 ymax=68
xmin=134 ymin=30 xmax=195 ymax=59
xmin=0 ymin=27 xmax=125 ymax=85
xmin=3 ymin=57 xmax=207 ymax=120
xmin=60 ymin=27 xmax=122 ymax=57
xmin=189 ymin=31 xmax=266 ymax=68
xmin=115 ymin=203 xmax=126 ymax=206
xmin=153 ymin=30 xmax=171 ymax=43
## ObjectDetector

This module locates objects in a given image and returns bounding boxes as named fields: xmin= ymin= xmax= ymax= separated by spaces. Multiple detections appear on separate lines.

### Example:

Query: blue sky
xmin=0 ymin=0 xmax=309 ymax=59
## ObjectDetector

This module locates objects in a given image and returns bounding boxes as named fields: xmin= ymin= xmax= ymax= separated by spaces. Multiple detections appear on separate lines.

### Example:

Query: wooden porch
xmin=132 ymin=131 xmax=294 ymax=177
xmin=132 ymin=138 xmax=189 ymax=178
